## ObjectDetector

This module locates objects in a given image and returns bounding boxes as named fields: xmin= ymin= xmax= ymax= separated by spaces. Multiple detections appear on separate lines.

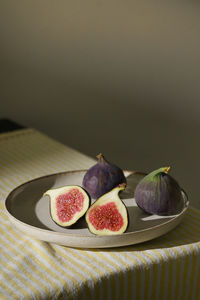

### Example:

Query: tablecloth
xmin=0 ymin=128 xmax=200 ymax=300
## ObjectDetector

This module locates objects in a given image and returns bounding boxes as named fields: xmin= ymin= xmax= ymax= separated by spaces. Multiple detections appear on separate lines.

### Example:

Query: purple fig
xmin=134 ymin=167 xmax=184 ymax=215
xmin=82 ymin=153 xmax=126 ymax=199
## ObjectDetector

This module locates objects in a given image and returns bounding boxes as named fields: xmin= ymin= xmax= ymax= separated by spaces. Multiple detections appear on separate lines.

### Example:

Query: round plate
xmin=5 ymin=170 xmax=189 ymax=248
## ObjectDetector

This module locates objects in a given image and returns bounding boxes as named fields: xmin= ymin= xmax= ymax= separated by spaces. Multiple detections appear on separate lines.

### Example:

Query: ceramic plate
xmin=5 ymin=170 xmax=189 ymax=248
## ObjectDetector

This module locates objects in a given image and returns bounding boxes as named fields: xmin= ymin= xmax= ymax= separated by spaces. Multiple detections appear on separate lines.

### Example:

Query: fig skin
xmin=82 ymin=153 xmax=126 ymax=199
xmin=134 ymin=167 xmax=184 ymax=216
xmin=44 ymin=185 xmax=90 ymax=227
xmin=86 ymin=183 xmax=128 ymax=235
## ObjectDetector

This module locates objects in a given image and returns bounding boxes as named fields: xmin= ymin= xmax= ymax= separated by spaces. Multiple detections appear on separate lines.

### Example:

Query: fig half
xmin=134 ymin=167 xmax=184 ymax=215
xmin=44 ymin=185 xmax=90 ymax=227
xmin=86 ymin=183 xmax=128 ymax=235
xmin=82 ymin=153 xmax=126 ymax=199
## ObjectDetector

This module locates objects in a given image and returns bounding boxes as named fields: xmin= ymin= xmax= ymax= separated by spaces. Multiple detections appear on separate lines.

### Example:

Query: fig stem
xmin=165 ymin=167 xmax=171 ymax=173
xmin=152 ymin=166 xmax=171 ymax=176
xmin=143 ymin=166 xmax=171 ymax=182
xmin=96 ymin=153 xmax=104 ymax=163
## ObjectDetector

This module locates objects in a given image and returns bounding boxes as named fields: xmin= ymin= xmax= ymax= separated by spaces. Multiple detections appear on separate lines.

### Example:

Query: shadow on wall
xmin=1 ymin=70 xmax=199 ymax=208
xmin=0 ymin=0 xmax=199 ymax=207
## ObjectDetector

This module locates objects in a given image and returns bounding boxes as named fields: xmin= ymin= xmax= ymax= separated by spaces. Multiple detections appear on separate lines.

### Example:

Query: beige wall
xmin=0 ymin=1 xmax=200 ymax=207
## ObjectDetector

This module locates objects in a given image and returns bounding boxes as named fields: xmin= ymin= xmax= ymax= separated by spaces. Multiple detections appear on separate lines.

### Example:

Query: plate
xmin=5 ymin=170 xmax=189 ymax=248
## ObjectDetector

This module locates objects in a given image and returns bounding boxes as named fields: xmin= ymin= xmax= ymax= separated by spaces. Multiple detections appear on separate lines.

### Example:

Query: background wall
xmin=0 ymin=1 xmax=200 ymax=207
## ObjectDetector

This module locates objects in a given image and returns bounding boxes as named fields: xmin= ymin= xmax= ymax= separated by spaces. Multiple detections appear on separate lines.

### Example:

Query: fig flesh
xmin=44 ymin=185 xmax=90 ymax=227
xmin=134 ymin=167 xmax=184 ymax=215
xmin=86 ymin=183 xmax=128 ymax=235
xmin=82 ymin=153 xmax=126 ymax=199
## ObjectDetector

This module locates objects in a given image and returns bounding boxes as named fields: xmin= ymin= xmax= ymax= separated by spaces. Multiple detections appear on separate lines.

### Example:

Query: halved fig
xmin=44 ymin=185 xmax=90 ymax=227
xmin=85 ymin=183 xmax=128 ymax=235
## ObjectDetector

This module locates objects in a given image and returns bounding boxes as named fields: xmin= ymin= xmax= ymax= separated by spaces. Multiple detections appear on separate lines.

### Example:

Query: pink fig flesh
xmin=44 ymin=185 xmax=90 ymax=227
xmin=88 ymin=201 xmax=124 ymax=231
xmin=86 ymin=184 xmax=128 ymax=235
xmin=56 ymin=188 xmax=85 ymax=222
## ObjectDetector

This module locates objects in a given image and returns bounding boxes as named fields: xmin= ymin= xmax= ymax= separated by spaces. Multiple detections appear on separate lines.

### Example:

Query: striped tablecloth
xmin=0 ymin=129 xmax=200 ymax=300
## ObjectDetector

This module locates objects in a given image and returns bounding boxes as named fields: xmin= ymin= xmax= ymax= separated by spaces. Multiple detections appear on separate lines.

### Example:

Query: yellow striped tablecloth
xmin=0 ymin=129 xmax=200 ymax=300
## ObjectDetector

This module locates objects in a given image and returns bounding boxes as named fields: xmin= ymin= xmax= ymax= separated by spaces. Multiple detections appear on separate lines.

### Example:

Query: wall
xmin=0 ymin=1 xmax=200 ymax=207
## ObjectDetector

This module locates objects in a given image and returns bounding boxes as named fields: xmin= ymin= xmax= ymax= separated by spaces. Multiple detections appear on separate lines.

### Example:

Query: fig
xmin=134 ymin=167 xmax=184 ymax=215
xmin=44 ymin=185 xmax=90 ymax=227
xmin=85 ymin=183 xmax=128 ymax=235
xmin=82 ymin=153 xmax=126 ymax=199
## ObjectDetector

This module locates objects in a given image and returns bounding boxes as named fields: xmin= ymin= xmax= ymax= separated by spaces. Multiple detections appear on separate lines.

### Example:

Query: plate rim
xmin=5 ymin=169 xmax=189 ymax=240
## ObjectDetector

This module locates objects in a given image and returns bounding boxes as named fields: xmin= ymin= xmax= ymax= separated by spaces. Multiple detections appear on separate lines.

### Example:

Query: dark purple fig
xmin=82 ymin=153 xmax=126 ymax=199
xmin=134 ymin=167 xmax=184 ymax=215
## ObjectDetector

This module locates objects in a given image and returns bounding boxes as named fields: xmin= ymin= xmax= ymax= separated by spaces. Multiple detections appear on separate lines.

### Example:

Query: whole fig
xmin=82 ymin=153 xmax=126 ymax=199
xmin=134 ymin=167 xmax=184 ymax=215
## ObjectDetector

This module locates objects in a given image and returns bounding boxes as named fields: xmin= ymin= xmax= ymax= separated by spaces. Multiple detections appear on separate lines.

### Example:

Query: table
xmin=0 ymin=122 xmax=200 ymax=300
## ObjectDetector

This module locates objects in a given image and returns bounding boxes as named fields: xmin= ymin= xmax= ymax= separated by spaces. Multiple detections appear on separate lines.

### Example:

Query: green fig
xmin=134 ymin=167 xmax=184 ymax=215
